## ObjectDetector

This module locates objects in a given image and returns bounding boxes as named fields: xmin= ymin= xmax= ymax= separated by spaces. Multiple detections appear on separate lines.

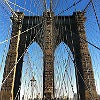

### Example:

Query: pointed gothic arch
xmin=0 ymin=11 xmax=99 ymax=100
xmin=20 ymin=41 xmax=44 ymax=99
xmin=54 ymin=41 xmax=76 ymax=98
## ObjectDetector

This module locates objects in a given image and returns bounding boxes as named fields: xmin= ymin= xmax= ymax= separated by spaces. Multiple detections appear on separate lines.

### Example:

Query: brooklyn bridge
xmin=0 ymin=0 xmax=100 ymax=100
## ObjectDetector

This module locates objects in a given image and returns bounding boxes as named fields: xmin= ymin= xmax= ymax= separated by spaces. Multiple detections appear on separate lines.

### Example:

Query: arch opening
xmin=20 ymin=42 xmax=43 ymax=100
xmin=54 ymin=42 xmax=77 ymax=99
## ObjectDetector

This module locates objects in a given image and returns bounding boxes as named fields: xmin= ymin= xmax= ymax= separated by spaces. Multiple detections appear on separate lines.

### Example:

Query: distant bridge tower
xmin=0 ymin=6 xmax=99 ymax=100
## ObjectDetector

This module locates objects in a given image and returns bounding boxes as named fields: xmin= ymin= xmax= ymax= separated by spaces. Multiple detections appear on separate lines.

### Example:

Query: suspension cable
xmin=8 ymin=0 xmax=34 ymax=14
xmin=0 ymin=21 xmax=43 ymax=45
xmin=3 ymin=0 xmax=18 ymax=17
xmin=90 ymin=0 xmax=100 ymax=30
xmin=57 ymin=0 xmax=83 ymax=15
xmin=12 ymin=23 xmax=44 ymax=100
xmin=1 ymin=22 xmax=44 ymax=87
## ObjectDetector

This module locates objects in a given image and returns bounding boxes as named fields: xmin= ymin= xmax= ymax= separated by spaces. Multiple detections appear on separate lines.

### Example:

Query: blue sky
xmin=0 ymin=0 xmax=100 ymax=99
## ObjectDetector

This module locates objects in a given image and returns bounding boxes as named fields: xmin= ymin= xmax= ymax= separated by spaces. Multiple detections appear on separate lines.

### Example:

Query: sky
xmin=0 ymin=0 xmax=100 ymax=99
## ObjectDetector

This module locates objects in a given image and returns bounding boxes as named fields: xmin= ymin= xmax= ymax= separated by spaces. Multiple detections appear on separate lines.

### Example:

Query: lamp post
xmin=30 ymin=76 xmax=36 ymax=100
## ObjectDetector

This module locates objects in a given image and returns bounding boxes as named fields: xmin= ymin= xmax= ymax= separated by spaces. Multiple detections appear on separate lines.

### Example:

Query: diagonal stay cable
xmin=83 ymin=0 xmax=100 ymax=31
xmin=58 ymin=51 xmax=74 ymax=96
xmin=83 ymin=0 xmax=91 ymax=12
xmin=0 ymin=21 xmax=43 ymax=45
xmin=68 ymin=8 xmax=95 ymax=99
xmin=90 ymin=0 xmax=100 ymax=30
xmin=1 ymin=23 xmax=44 ymax=87
xmin=0 ymin=0 xmax=11 ymax=17
xmin=14 ymin=86 xmax=21 ymax=100
xmin=10 ymin=19 xmax=44 ymax=100
xmin=73 ymin=32 xmax=100 ymax=51
xmin=57 ymin=0 xmax=83 ymax=15
xmin=3 ymin=0 xmax=18 ymax=17
xmin=8 ymin=0 xmax=34 ymax=15
xmin=0 ymin=24 xmax=11 ymax=71
xmin=63 ymin=42 xmax=94 ymax=100
xmin=14 ymin=44 xmax=44 ymax=100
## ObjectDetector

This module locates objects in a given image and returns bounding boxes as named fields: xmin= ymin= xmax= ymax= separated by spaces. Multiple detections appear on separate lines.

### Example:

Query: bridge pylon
xmin=0 ymin=11 xmax=99 ymax=100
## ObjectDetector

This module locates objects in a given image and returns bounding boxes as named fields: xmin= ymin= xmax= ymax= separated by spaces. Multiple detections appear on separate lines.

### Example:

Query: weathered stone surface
xmin=0 ymin=12 xmax=24 ymax=100
xmin=0 ymin=11 xmax=98 ymax=100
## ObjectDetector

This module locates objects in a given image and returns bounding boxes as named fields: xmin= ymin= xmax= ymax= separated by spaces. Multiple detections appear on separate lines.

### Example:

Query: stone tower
xmin=0 ymin=10 xmax=99 ymax=100
xmin=0 ymin=12 xmax=24 ymax=100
